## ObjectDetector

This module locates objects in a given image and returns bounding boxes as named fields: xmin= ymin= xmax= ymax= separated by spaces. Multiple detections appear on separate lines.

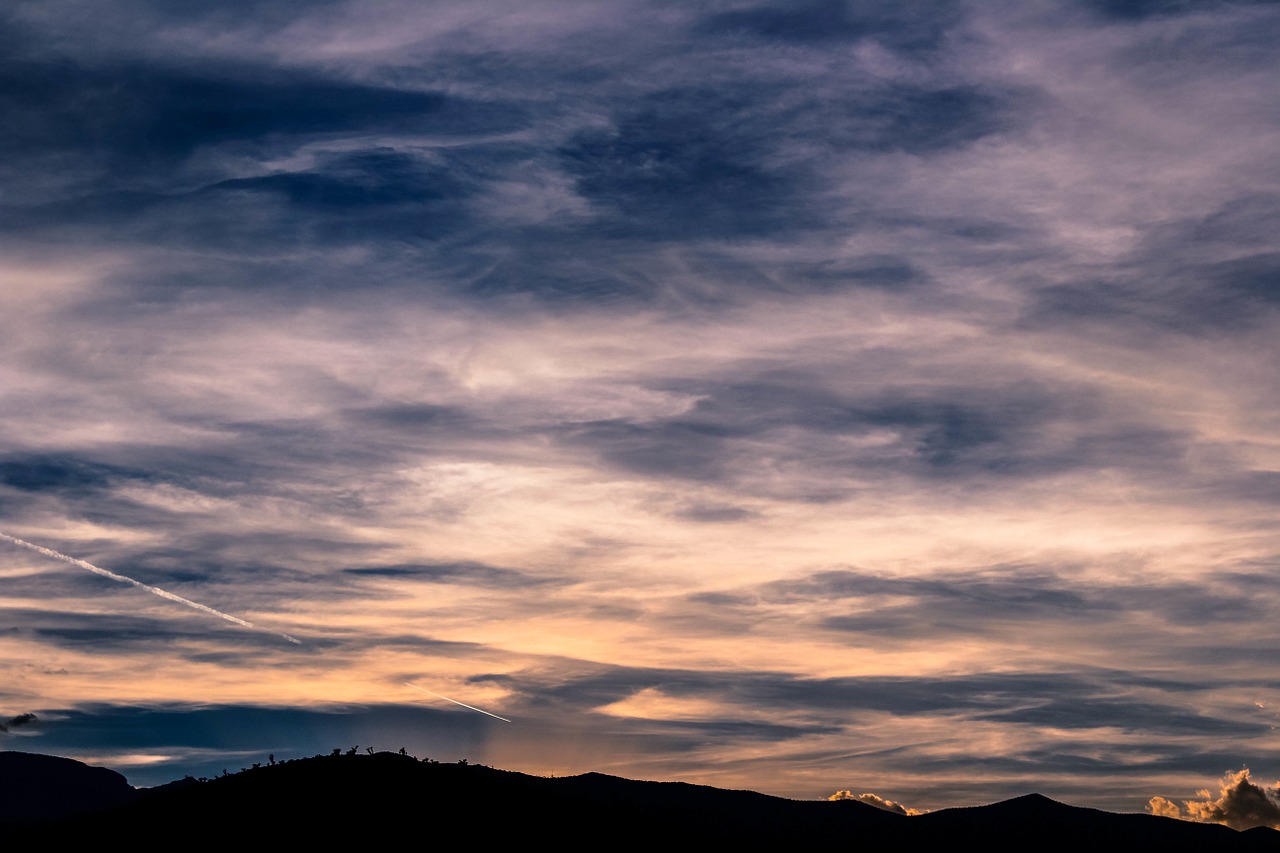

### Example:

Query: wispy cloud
xmin=1 ymin=0 xmax=1279 ymax=811
xmin=0 ymin=532 xmax=301 ymax=644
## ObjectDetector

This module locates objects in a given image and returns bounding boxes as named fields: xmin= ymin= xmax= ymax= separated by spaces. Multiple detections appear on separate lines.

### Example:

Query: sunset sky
xmin=3 ymin=0 xmax=1280 ymax=815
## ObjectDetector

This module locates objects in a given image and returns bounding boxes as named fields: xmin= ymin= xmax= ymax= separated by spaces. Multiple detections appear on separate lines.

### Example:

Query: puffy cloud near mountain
xmin=1149 ymin=769 xmax=1280 ymax=831
xmin=829 ymin=789 xmax=924 ymax=816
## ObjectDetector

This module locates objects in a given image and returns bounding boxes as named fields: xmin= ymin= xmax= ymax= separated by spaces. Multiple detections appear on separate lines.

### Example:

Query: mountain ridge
xmin=3 ymin=750 xmax=1277 ymax=848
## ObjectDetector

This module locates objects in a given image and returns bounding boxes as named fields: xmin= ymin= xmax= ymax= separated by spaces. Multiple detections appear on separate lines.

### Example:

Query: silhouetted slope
xmin=0 ymin=751 xmax=139 ymax=823
xmin=525 ymin=768 xmax=908 ymax=842
xmin=50 ymin=754 xmax=907 ymax=845
xmin=4 ymin=752 xmax=1279 ymax=849
xmin=919 ymin=792 xmax=1275 ymax=849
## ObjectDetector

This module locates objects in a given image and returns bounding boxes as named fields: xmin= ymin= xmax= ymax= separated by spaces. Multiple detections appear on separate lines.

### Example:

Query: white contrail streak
xmin=0 ymin=531 xmax=518 ymax=724
xmin=403 ymin=681 xmax=512 ymax=723
xmin=0 ymin=531 xmax=302 ymax=645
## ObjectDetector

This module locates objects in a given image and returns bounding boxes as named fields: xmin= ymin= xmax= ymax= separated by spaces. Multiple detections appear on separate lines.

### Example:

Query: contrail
xmin=0 ymin=532 xmax=519 ymax=722
xmin=0 ymin=531 xmax=302 ymax=645
xmin=403 ymin=681 xmax=512 ymax=723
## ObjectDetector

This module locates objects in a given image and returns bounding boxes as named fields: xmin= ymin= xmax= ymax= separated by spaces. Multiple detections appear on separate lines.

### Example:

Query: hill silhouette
xmin=0 ymin=751 xmax=138 ymax=822
xmin=3 ymin=750 xmax=1278 ymax=848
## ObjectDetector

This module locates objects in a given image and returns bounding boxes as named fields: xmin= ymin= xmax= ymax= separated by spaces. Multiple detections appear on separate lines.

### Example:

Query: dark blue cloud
xmin=559 ymin=87 xmax=812 ymax=240
xmin=0 ymin=455 xmax=143 ymax=494
xmin=1085 ymin=0 xmax=1202 ymax=19
xmin=459 ymin=234 xmax=678 ymax=305
xmin=766 ymin=568 xmax=1098 ymax=608
xmin=0 ymin=567 xmax=133 ymax=601
xmin=495 ymin=663 xmax=1264 ymax=740
xmin=113 ymin=0 xmax=351 ymax=30
xmin=559 ymin=82 xmax=1008 ymax=244
xmin=7 ymin=144 xmax=505 ymax=254
xmin=696 ymin=0 xmax=962 ymax=52
xmin=0 ymin=712 xmax=37 ymax=733
xmin=343 ymin=561 xmax=558 ymax=589
xmin=556 ymin=377 xmax=1181 ymax=487
xmin=207 ymin=150 xmax=465 ymax=210
xmin=461 ymin=240 xmax=931 ymax=306
xmin=818 ymin=85 xmax=1011 ymax=155
xmin=1030 ymin=193 xmax=1280 ymax=333
xmin=1201 ymin=252 xmax=1280 ymax=307
xmin=350 ymin=403 xmax=479 ymax=432
xmin=7 ymin=608 xmax=292 ymax=654
xmin=976 ymin=697 xmax=1258 ymax=735
xmin=1083 ymin=0 xmax=1279 ymax=21
xmin=0 ymin=41 xmax=530 ymax=259
xmin=789 ymin=257 xmax=929 ymax=292
xmin=0 ymin=58 xmax=512 ymax=167
xmin=1035 ymin=261 xmax=1280 ymax=335
xmin=562 ymin=419 xmax=737 ymax=482
xmin=0 ymin=446 xmax=299 ymax=527
xmin=761 ymin=567 xmax=1267 ymax=634
xmin=0 ymin=3 xmax=1017 ymax=311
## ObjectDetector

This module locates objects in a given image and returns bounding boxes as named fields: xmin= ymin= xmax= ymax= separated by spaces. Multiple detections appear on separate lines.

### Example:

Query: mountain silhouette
xmin=0 ymin=751 xmax=139 ymax=823
xmin=3 ymin=750 xmax=1278 ymax=848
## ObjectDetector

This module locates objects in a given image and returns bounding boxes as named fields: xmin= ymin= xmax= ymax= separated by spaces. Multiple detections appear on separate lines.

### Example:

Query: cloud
xmin=488 ymin=660 xmax=1265 ymax=742
xmin=1082 ymin=0 xmax=1280 ymax=22
xmin=0 ymin=454 xmax=151 ymax=495
xmin=13 ymin=609 xmax=286 ymax=654
xmin=0 ymin=53 xmax=503 ymax=173
xmin=695 ymin=0 xmax=963 ymax=55
xmin=0 ymin=712 xmax=37 ymax=733
xmin=558 ymin=87 xmax=811 ymax=241
xmin=557 ymin=79 xmax=1011 ymax=244
xmin=828 ymin=789 xmax=924 ymax=815
xmin=2 ymin=0 xmax=1280 ymax=811
xmin=759 ymin=565 xmax=1271 ymax=640
xmin=1149 ymin=769 xmax=1280 ymax=831
xmin=671 ymin=503 xmax=757 ymax=524
xmin=342 ymin=561 xmax=558 ymax=589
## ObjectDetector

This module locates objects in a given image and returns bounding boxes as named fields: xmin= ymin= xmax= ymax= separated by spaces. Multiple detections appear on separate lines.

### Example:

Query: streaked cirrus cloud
xmin=2 ymin=0 xmax=1279 ymax=812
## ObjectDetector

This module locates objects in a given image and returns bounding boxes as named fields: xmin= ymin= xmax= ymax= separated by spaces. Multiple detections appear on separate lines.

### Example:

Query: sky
xmin=2 ymin=0 xmax=1280 ymax=819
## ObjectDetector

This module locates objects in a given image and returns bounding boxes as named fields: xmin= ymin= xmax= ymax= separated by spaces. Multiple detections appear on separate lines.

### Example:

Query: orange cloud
xmin=1148 ymin=769 xmax=1280 ymax=831
xmin=829 ymin=790 xmax=924 ymax=815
